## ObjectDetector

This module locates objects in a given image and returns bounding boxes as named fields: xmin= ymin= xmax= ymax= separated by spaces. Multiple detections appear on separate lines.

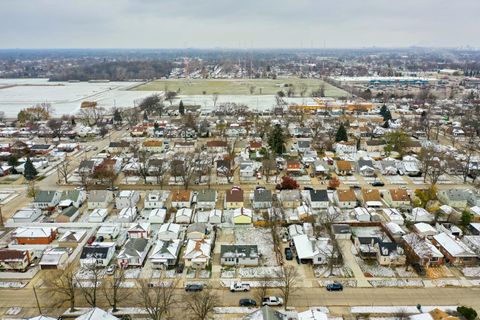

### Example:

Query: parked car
xmin=304 ymin=186 xmax=314 ymax=191
xmin=371 ymin=181 xmax=385 ymax=187
xmin=107 ymin=186 xmax=119 ymax=191
xmin=230 ymin=282 xmax=251 ymax=292
xmin=185 ymin=284 xmax=203 ymax=292
xmin=262 ymin=296 xmax=284 ymax=306
xmin=106 ymin=265 xmax=116 ymax=275
xmin=326 ymin=282 xmax=343 ymax=291
xmin=350 ymin=185 xmax=362 ymax=190
xmin=86 ymin=236 xmax=96 ymax=245
xmin=284 ymin=247 xmax=293 ymax=260
xmin=176 ymin=263 xmax=185 ymax=274
xmin=239 ymin=299 xmax=257 ymax=307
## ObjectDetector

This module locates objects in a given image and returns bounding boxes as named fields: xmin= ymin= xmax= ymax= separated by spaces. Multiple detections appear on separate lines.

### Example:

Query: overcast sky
xmin=1 ymin=0 xmax=479 ymax=49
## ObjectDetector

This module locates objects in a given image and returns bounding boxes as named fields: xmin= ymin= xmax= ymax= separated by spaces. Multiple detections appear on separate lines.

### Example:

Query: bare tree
xmin=299 ymin=82 xmax=308 ymax=97
xmin=212 ymin=93 xmax=219 ymax=110
xmin=262 ymin=158 xmax=277 ymax=183
xmin=46 ymin=264 xmax=77 ymax=312
xmin=122 ymin=107 xmax=141 ymax=127
xmin=57 ymin=157 xmax=71 ymax=184
xmin=102 ymin=267 xmax=128 ymax=313
xmin=137 ymin=276 xmax=179 ymax=320
xmin=171 ymin=152 xmax=197 ymax=190
xmin=78 ymin=106 xmax=106 ymax=126
xmin=137 ymin=150 xmax=152 ymax=184
xmin=185 ymin=287 xmax=219 ymax=320
xmin=47 ymin=118 xmax=64 ymax=138
xmin=276 ymin=265 xmax=299 ymax=310
xmin=254 ymin=275 xmax=271 ymax=304
xmin=77 ymin=264 xmax=103 ymax=308
xmin=150 ymin=159 xmax=168 ymax=188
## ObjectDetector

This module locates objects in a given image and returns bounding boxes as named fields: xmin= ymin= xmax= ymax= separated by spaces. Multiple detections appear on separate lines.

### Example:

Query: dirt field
xmin=132 ymin=78 xmax=349 ymax=97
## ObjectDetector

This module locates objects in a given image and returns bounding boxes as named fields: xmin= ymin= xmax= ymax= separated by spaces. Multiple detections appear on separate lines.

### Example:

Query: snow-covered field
xmin=0 ymin=78 xmax=158 ymax=117
xmin=356 ymin=259 xmax=396 ymax=278
xmin=220 ymin=279 xmax=285 ymax=288
xmin=431 ymin=279 xmax=462 ymax=287
xmin=220 ymin=269 xmax=236 ymax=278
xmin=239 ymin=266 xmax=283 ymax=278
xmin=395 ymin=267 xmax=418 ymax=278
xmin=351 ymin=306 xmax=457 ymax=315
xmin=235 ymin=227 xmax=277 ymax=266
xmin=314 ymin=266 xmax=353 ymax=278
xmin=0 ymin=281 xmax=27 ymax=288
xmin=369 ymin=279 xmax=423 ymax=288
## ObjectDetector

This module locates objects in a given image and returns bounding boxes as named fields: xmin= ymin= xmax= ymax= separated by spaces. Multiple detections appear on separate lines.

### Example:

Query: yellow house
xmin=224 ymin=189 xmax=244 ymax=210
xmin=233 ymin=207 xmax=252 ymax=224
xmin=142 ymin=139 xmax=164 ymax=153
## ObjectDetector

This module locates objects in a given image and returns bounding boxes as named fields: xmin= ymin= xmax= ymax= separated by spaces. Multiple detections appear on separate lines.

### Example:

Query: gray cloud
xmin=0 ymin=0 xmax=478 ymax=48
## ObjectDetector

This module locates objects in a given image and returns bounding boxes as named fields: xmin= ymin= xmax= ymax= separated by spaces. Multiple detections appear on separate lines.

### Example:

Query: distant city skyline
xmin=1 ymin=0 xmax=479 ymax=49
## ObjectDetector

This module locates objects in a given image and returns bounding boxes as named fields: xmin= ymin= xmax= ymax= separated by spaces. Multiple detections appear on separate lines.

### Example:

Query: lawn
xmin=132 ymin=78 xmax=349 ymax=97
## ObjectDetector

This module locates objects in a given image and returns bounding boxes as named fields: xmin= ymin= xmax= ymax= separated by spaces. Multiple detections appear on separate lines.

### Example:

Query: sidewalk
xmin=337 ymin=239 xmax=371 ymax=287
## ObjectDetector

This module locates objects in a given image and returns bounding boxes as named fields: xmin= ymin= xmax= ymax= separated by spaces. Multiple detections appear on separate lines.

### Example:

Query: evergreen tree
xmin=24 ymin=157 xmax=38 ymax=181
xmin=8 ymin=155 xmax=19 ymax=167
xmin=335 ymin=123 xmax=348 ymax=142
xmin=113 ymin=109 xmax=122 ymax=123
xmin=179 ymin=100 xmax=185 ymax=115
xmin=268 ymin=124 xmax=286 ymax=154
xmin=143 ymin=110 xmax=149 ymax=121
xmin=379 ymin=104 xmax=387 ymax=117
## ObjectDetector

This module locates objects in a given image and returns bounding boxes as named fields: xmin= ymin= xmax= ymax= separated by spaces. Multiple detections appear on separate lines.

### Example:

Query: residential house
xmin=286 ymin=160 xmax=302 ymax=176
xmin=243 ymin=306 xmax=286 ymax=320
xmin=56 ymin=206 xmax=80 ymax=223
xmin=33 ymin=190 xmax=61 ymax=210
xmin=335 ymin=160 xmax=353 ymax=176
xmin=404 ymin=140 xmax=422 ymax=154
xmin=437 ymin=190 xmax=469 ymax=209
xmin=117 ymin=238 xmax=151 ymax=267
xmin=252 ymin=189 xmax=273 ymax=209
xmin=12 ymin=207 xmax=42 ymax=223
xmin=381 ymin=157 xmax=398 ymax=175
xmin=398 ymin=156 xmax=421 ymax=176
xmin=59 ymin=190 xmax=86 ymax=209
xmin=174 ymin=141 xmax=195 ymax=153
xmin=279 ymin=190 xmax=302 ymax=208
xmin=220 ymin=245 xmax=259 ymax=266
xmin=357 ymin=158 xmax=376 ymax=177
xmin=187 ymin=223 xmax=208 ymax=240
xmin=233 ymin=207 xmax=253 ymax=224
xmin=175 ymin=208 xmax=193 ymax=224
xmin=142 ymin=139 xmax=164 ymax=153
xmin=413 ymin=222 xmax=438 ymax=238
xmin=308 ymin=190 xmax=329 ymax=209
xmin=76 ymin=308 xmax=119 ymax=320
xmin=88 ymin=208 xmax=109 ymax=223
xmin=117 ymin=207 xmax=138 ymax=222
xmin=157 ymin=223 xmax=182 ymax=241
xmin=293 ymin=234 xmax=336 ymax=265
xmin=184 ymin=239 xmax=212 ymax=268
xmin=239 ymin=160 xmax=256 ymax=181
xmin=196 ymin=190 xmax=217 ymax=210
xmin=361 ymin=189 xmax=383 ymax=208
xmin=463 ymin=236 xmax=480 ymax=256
xmin=96 ymin=225 xmax=120 ymax=241
xmin=384 ymin=189 xmax=411 ymax=208
xmin=87 ymin=190 xmax=113 ymax=209
xmin=364 ymin=140 xmax=386 ymax=153
xmin=334 ymin=189 xmax=357 ymax=209
xmin=149 ymin=240 xmax=181 ymax=268
xmin=39 ymin=248 xmax=69 ymax=270
xmin=171 ymin=190 xmax=192 ymax=208
xmin=206 ymin=140 xmax=228 ymax=153
xmin=115 ymin=190 xmax=140 ymax=209
xmin=149 ymin=208 xmax=167 ymax=224
xmin=108 ymin=141 xmax=130 ymax=154
xmin=127 ymin=223 xmax=151 ymax=239
xmin=225 ymin=188 xmax=244 ymax=209
xmin=209 ymin=209 xmax=222 ymax=224
xmin=296 ymin=139 xmax=311 ymax=153
xmin=144 ymin=191 xmax=170 ymax=209
xmin=467 ymin=189 xmax=480 ymax=207
xmin=58 ymin=230 xmax=86 ymax=248
xmin=409 ymin=208 xmax=434 ymax=223
xmin=402 ymin=233 xmax=444 ymax=267
xmin=0 ymin=249 xmax=31 ymax=271
xmin=381 ymin=208 xmax=405 ymax=225
xmin=335 ymin=141 xmax=357 ymax=156
xmin=354 ymin=207 xmax=371 ymax=222
xmin=432 ymin=232 xmax=477 ymax=266
xmin=80 ymin=243 xmax=115 ymax=267
xmin=374 ymin=241 xmax=406 ymax=266
xmin=14 ymin=227 xmax=57 ymax=245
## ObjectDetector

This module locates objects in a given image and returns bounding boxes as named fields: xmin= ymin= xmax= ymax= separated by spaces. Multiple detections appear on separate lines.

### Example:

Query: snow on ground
xmin=351 ymin=306 xmax=457 ymax=315
xmin=235 ymin=227 xmax=277 ymax=266
xmin=462 ymin=267 xmax=480 ymax=277
xmin=5 ymin=307 xmax=22 ymax=315
xmin=470 ymin=280 xmax=480 ymax=286
xmin=75 ymin=268 xmax=106 ymax=280
xmin=239 ymin=266 xmax=283 ymax=278
xmin=431 ymin=279 xmax=462 ymax=287
xmin=214 ymin=307 xmax=257 ymax=314
xmin=369 ymin=279 xmax=423 ymax=288
xmin=356 ymin=259 xmax=396 ymax=278
xmin=314 ymin=266 xmax=353 ymax=278
xmin=199 ymin=270 xmax=211 ymax=278
xmin=124 ymin=269 xmax=141 ymax=279
xmin=0 ymin=281 xmax=27 ymax=288
xmin=220 ymin=269 xmax=236 ymax=278
xmin=220 ymin=279 xmax=285 ymax=288
xmin=395 ymin=267 xmax=418 ymax=278
xmin=120 ymin=281 xmax=136 ymax=288
xmin=318 ymin=279 xmax=357 ymax=287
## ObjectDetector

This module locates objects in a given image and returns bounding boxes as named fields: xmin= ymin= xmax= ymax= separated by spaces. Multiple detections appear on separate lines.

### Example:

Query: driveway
xmin=337 ymin=239 xmax=371 ymax=287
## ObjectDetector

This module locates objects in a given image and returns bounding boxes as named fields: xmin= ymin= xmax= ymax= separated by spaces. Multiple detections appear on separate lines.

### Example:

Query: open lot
xmin=132 ymin=78 xmax=349 ymax=97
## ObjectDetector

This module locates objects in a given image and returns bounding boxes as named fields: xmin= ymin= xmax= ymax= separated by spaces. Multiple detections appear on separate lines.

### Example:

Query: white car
xmin=230 ymin=282 xmax=251 ymax=292
xmin=262 ymin=296 xmax=284 ymax=306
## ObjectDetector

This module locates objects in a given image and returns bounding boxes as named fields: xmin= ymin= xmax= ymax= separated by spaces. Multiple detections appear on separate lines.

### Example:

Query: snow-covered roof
xmin=293 ymin=234 xmax=314 ymax=260
xmin=385 ymin=222 xmax=405 ymax=235
xmin=184 ymin=239 xmax=212 ymax=259
xmin=76 ymin=307 xmax=119 ymax=320
xmin=433 ymin=232 xmax=476 ymax=257
xmin=414 ymin=222 xmax=437 ymax=235
xmin=14 ymin=227 xmax=56 ymax=238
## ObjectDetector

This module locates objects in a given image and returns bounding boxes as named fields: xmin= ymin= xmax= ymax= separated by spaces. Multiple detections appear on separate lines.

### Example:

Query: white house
xmin=96 ymin=224 xmax=120 ymax=240
xmin=117 ymin=207 xmax=138 ymax=222
xmin=209 ymin=209 xmax=222 ymax=224
xmin=381 ymin=208 xmax=405 ymax=225
xmin=144 ymin=191 xmax=170 ymax=209
xmin=184 ymin=239 xmax=212 ymax=268
xmin=220 ymin=244 xmax=259 ymax=266
xmin=149 ymin=239 xmax=181 ymax=268
xmin=354 ymin=207 xmax=371 ymax=222
xmin=33 ymin=191 xmax=61 ymax=210
xmin=127 ymin=222 xmax=151 ymax=239
xmin=12 ymin=207 xmax=42 ymax=223
xmin=308 ymin=190 xmax=329 ymax=209
xmin=115 ymin=190 xmax=140 ymax=209
xmin=117 ymin=238 xmax=151 ymax=267
xmin=175 ymin=208 xmax=193 ymax=224
xmin=157 ymin=223 xmax=182 ymax=241
xmin=409 ymin=207 xmax=434 ymax=223
xmin=88 ymin=208 xmax=109 ymax=223
xmin=149 ymin=208 xmax=167 ymax=224
xmin=87 ymin=190 xmax=113 ymax=210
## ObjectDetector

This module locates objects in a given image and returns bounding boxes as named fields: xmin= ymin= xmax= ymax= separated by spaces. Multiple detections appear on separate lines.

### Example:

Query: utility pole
xmin=0 ymin=205 xmax=4 ymax=227
xmin=33 ymin=286 xmax=42 ymax=315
